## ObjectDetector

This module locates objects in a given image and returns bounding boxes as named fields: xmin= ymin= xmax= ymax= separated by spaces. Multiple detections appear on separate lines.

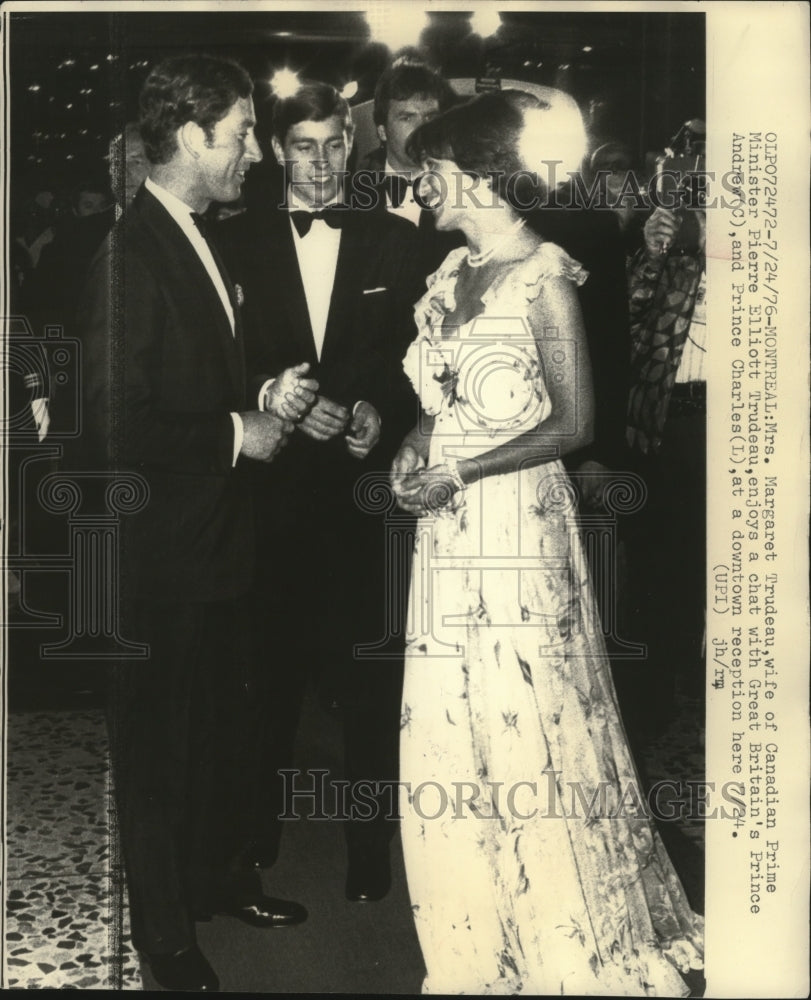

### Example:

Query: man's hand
xmin=239 ymin=411 xmax=294 ymax=463
xmin=345 ymin=400 xmax=381 ymax=459
xmin=643 ymin=207 xmax=681 ymax=258
xmin=264 ymin=362 xmax=319 ymax=421
xmin=298 ymin=395 xmax=350 ymax=442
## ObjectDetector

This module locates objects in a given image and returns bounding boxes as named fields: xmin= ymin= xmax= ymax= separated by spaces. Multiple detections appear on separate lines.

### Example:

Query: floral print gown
xmin=399 ymin=244 xmax=704 ymax=995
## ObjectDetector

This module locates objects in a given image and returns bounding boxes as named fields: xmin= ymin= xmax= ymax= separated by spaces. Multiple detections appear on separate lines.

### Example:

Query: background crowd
xmin=4 ymin=9 xmax=707 ymax=995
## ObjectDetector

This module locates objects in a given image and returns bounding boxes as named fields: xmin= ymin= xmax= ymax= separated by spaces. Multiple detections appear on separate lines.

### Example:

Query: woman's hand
xmin=391 ymin=444 xmax=426 ymax=512
xmin=392 ymin=455 xmax=464 ymax=515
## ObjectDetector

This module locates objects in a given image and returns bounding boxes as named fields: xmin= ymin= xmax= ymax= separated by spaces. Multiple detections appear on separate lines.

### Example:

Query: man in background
xmin=357 ymin=57 xmax=461 ymax=275
xmin=108 ymin=121 xmax=150 ymax=212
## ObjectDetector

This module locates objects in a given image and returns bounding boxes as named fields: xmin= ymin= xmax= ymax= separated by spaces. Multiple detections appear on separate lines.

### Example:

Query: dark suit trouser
xmin=250 ymin=488 xmax=406 ymax=866
xmin=109 ymin=598 xmax=261 ymax=955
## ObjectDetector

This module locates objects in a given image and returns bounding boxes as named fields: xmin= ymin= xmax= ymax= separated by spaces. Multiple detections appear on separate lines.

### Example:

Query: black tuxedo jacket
xmin=78 ymin=186 xmax=254 ymax=602
xmin=217 ymin=196 xmax=424 ymax=521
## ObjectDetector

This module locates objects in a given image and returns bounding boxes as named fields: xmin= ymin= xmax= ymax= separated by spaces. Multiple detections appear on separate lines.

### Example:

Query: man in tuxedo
xmin=219 ymin=81 xmax=423 ymax=904
xmin=355 ymin=58 xmax=463 ymax=275
xmin=79 ymin=55 xmax=311 ymax=991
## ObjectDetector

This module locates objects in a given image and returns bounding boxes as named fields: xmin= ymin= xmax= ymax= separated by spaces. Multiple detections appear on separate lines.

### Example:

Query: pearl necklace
xmin=466 ymin=218 xmax=527 ymax=268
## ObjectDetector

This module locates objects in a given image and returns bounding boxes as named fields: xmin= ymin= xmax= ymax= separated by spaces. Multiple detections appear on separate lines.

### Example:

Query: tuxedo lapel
xmin=138 ymin=191 xmax=244 ymax=400
xmin=206 ymin=229 xmax=246 ymax=397
xmin=266 ymin=208 xmax=320 ymax=366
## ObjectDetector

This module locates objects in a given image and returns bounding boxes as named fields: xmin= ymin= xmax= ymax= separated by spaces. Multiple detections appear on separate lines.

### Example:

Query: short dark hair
xmin=71 ymin=176 xmax=113 ymax=212
xmin=139 ymin=54 xmax=253 ymax=165
xmin=271 ymin=81 xmax=353 ymax=145
xmin=373 ymin=60 xmax=456 ymax=128
xmin=407 ymin=90 xmax=550 ymax=204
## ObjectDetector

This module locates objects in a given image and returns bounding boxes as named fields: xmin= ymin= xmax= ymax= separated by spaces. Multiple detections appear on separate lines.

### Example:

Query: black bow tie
xmin=384 ymin=175 xmax=410 ymax=209
xmin=289 ymin=206 xmax=347 ymax=238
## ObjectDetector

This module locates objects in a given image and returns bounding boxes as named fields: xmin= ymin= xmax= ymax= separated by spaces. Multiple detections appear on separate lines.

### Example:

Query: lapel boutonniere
xmin=234 ymin=283 xmax=245 ymax=308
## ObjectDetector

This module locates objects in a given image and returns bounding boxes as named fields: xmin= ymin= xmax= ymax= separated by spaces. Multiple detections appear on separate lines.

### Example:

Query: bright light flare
xmin=341 ymin=80 xmax=359 ymax=100
xmin=471 ymin=9 xmax=502 ymax=39
xmin=270 ymin=68 xmax=301 ymax=99
xmin=366 ymin=6 xmax=429 ymax=51
xmin=519 ymin=102 xmax=587 ymax=188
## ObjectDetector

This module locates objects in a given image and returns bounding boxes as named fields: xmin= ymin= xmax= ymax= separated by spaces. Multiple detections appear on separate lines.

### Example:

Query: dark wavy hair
xmin=407 ymin=90 xmax=550 ymax=206
xmin=139 ymin=54 xmax=253 ymax=165
xmin=271 ymin=81 xmax=353 ymax=145
xmin=373 ymin=59 xmax=457 ymax=127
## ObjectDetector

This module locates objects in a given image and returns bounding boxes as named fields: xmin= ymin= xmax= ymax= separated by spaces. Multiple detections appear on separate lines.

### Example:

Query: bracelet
xmin=441 ymin=457 xmax=467 ymax=495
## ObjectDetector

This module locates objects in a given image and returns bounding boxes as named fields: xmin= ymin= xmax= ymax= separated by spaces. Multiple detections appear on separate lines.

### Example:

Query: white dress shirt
xmin=259 ymin=194 xmax=365 ymax=422
xmin=144 ymin=177 xmax=243 ymax=462
xmin=287 ymin=191 xmax=342 ymax=361
xmin=384 ymin=159 xmax=422 ymax=228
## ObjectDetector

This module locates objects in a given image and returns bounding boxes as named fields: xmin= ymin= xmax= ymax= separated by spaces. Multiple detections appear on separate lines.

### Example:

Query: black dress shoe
xmin=214 ymin=895 xmax=308 ymax=927
xmin=345 ymin=845 xmax=391 ymax=902
xmin=148 ymin=945 xmax=219 ymax=991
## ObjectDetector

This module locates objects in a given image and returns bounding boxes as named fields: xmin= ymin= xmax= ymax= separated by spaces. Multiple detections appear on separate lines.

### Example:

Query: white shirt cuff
xmin=31 ymin=398 xmax=50 ymax=442
xmin=353 ymin=400 xmax=380 ymax=426
xmin=259 ymin=378 xmax=275 ymax=411
xmin=230 ymin=412 xmax=243 ymax=466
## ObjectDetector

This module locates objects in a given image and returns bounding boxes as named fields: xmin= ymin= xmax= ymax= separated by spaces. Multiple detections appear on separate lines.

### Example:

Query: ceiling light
xmin=269 ymin=68 xmax=301 ymax=99
xmin=471 ymin=9 xmax=502 ymax=39
xmin=365 ymin=5 xmax=429 ymax=51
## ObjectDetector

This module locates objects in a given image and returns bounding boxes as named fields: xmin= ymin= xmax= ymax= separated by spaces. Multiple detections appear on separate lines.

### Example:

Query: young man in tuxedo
xmin=219 ymin=81 xmax=423 ymax=905
xmin=79 ymin=55 xmax=314 ymax=992
xmin=356 ymin=58 xmax=463 ymax=275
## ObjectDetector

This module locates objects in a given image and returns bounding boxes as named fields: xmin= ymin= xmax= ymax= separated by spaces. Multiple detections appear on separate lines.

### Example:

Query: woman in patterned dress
xmin=390 ymin=92 xmax=703 ymax=996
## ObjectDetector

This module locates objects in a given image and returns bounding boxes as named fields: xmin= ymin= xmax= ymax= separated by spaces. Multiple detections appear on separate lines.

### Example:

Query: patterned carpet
xmin=3 ymin=692 xmax=704 ymax=991
xmin=4 ymin=710 xmax=141 ymax=989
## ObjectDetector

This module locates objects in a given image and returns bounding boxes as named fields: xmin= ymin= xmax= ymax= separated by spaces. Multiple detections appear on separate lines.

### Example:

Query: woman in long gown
xmin=390 ymin=92 xmax=704 ymax=996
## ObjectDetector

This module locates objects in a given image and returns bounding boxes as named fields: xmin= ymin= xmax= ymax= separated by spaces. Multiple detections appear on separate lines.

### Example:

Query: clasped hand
xmin=391 ymin=446 xmax=460 ymax=515
xmin=295 ymin=394 xmax=380 ymax=459
xmin=239 ymin=410 xmax=295 ymax=463
xmin=263 ymin=362 xmax=319 ymax=422
xmin=262 ymin=362 xmax=381 ymax=458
